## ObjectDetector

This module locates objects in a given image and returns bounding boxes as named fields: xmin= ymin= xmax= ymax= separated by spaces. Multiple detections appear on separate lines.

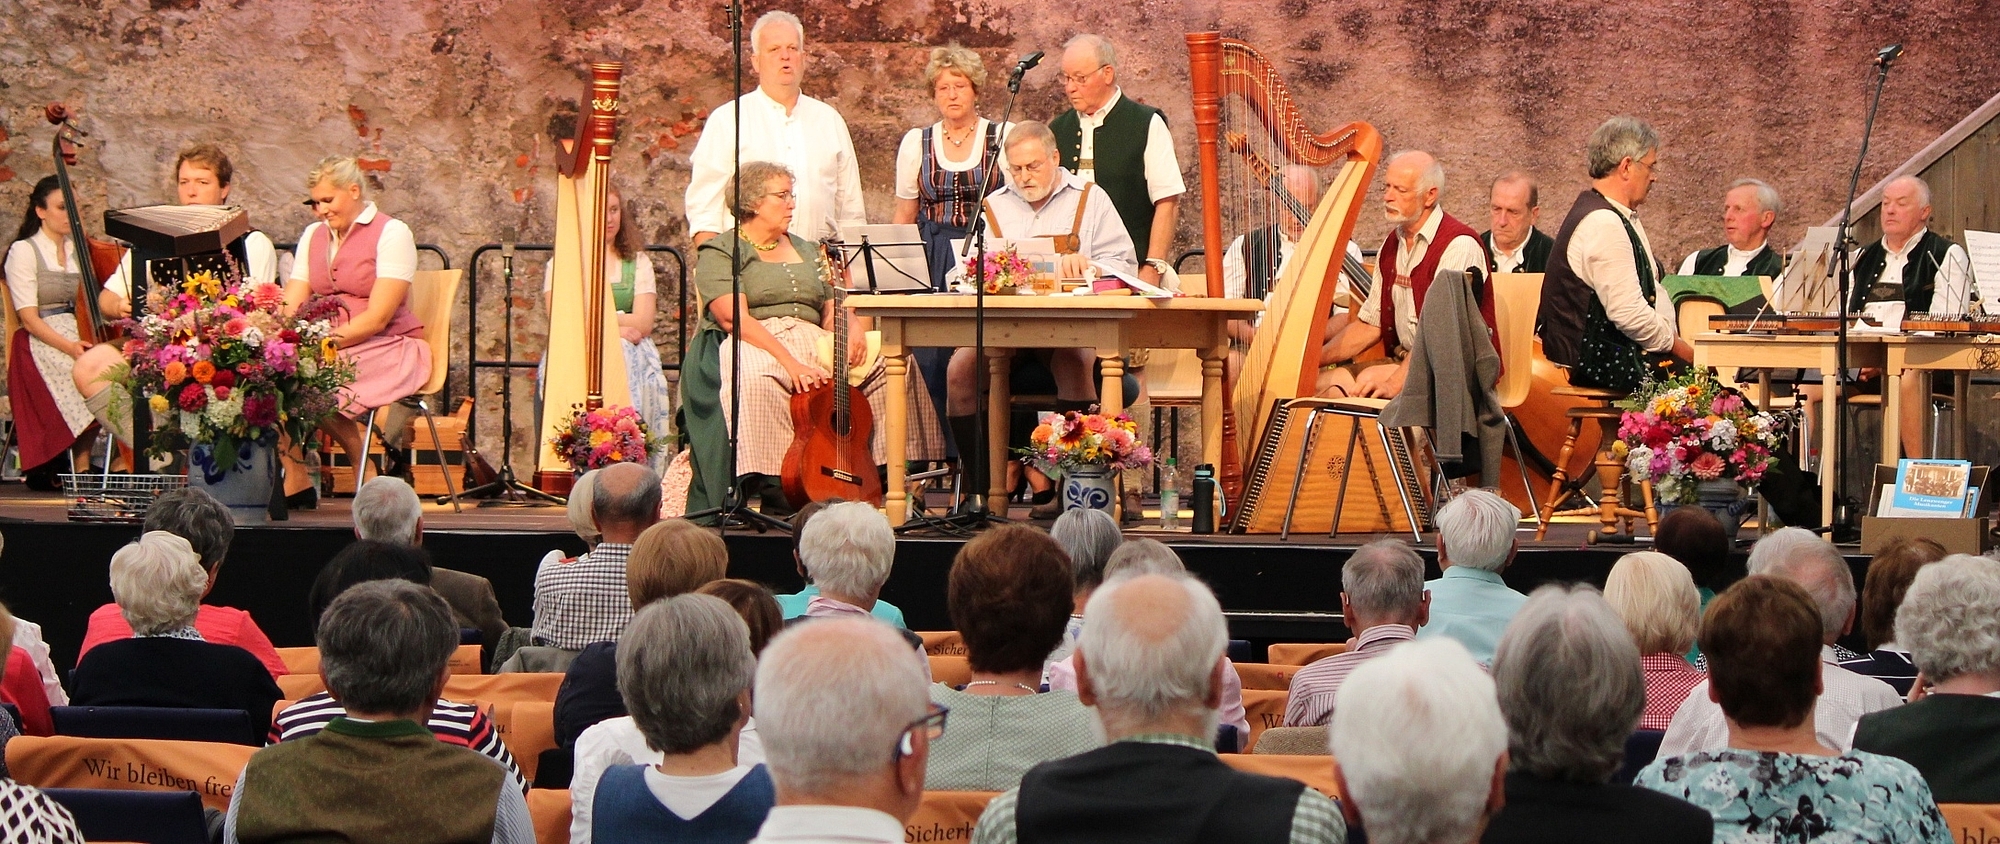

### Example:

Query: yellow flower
xmin=589 ymin=430 xmax=612 ymax=447
xmin=148 ymin=394 xmax=170 ymax=414
xmin=320 ymin=338 xmax=340 ymax=363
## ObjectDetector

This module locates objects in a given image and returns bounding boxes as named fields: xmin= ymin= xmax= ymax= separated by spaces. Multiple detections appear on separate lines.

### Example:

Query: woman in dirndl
xmin=280 ymin=156 xmax=431 ymax=504
xmin=679 ymin=161 xmax=941 ymax=517
xmin=3 ymin=176 xmax=104 ymax=489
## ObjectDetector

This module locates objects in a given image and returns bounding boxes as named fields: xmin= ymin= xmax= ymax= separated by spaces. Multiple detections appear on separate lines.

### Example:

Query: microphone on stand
xmin=501 ymin=226 xmax=517 ymax=260
xmin=1874 ymin=43 xmax=1903 ymax=67
xmin=1008 ymin=50 xmax=1044 ymax=91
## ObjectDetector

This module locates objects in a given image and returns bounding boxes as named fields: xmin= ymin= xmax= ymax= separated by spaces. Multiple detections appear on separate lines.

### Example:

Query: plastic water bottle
xmin=1159 ymin=458 xmax=1181 ymax=530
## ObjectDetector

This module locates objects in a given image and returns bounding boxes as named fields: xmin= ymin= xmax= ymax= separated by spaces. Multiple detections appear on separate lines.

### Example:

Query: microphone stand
xmin=1827 ymin=44 xmax=1899 ymax=541
xmin=463 ymin=235 xmax=565 ymax=505
xmin=905 ymin=55 xmax=1035 ymax=532
xmin=682 ymin=0 xmax=791 ymax=534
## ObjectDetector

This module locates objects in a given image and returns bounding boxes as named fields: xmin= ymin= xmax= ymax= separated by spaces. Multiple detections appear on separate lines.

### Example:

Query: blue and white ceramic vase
xmin=1061 ymin=465 xmax=1117 ymax=514
xmin=187 ymin=434 xmax=278 ymax=525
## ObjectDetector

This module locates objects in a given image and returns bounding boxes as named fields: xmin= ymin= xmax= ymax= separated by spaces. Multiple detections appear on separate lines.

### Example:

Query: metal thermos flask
xmin=1192 ymin=463 xmax=1217 ymax=534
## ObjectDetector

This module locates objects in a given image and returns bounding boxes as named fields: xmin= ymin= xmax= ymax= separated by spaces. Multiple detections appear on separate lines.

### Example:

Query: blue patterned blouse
xmin=1635 ymin=748 xmax=1951 ymax=843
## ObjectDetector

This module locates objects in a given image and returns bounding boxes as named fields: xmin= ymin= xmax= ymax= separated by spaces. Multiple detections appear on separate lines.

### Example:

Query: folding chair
xmin=44 ymin=788 xmax=209 ymax=844
xmin=51 ymin=705 xmax=258 ymax=746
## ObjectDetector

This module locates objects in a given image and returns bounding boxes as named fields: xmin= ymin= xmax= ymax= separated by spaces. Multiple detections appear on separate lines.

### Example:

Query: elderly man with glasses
xmin=1049 ymin=33 xmax=1183 ymax=288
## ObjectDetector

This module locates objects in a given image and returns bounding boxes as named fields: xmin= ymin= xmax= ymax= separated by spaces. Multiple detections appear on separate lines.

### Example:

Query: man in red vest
xmin=1317 ymin=150 xmax=1494 ymax=399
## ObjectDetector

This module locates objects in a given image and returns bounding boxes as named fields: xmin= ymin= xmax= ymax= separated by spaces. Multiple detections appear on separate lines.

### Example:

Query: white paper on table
xmin=1963 ymin=230 xmax=2000 ymax=312
xmin=1105 ymin=270 xmax=1175 ymax=299
xmin=1855 ymin=301 xmax=1903 ymax=333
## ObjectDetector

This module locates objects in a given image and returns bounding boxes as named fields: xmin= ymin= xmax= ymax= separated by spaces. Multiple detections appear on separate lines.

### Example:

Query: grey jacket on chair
xmin=1380 ymin=268 xmax=1507 ymax=479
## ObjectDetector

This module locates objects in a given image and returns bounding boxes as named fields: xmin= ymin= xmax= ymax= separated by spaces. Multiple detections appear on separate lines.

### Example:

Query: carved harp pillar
xmin=1186 ymin=33 xmax=1381 ymax=506
xmin=536 ymin=62 xmax=633 ymax=491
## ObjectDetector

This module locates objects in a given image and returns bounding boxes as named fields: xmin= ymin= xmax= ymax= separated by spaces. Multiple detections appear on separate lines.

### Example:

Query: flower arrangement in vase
xmin=1020 ymin=408 xmax=1154 ymax=474
xmin=1613 ymin=368 xmax=1782 ymax=505
xmin=960 ymin=247 xmax=1041 ymax=295
xmin=548 ymin=404 xmax=664 ymax=472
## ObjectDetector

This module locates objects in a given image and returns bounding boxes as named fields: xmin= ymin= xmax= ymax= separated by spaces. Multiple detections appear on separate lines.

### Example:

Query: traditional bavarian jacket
xmin=1679 ymin=241 xmax=1784 ymax=279
xmin=962 ymin=169 xmax=1136 ymax=281
xmin=1358 ymin=209 xmax=1494 ymax=355
xmin=1847 ymin=228 xmax=1969 ymax=315
xmin=1051 ymin=90 xmax=1184 ymax=262
xmin=1541 ymin=189 xmax=1676 ymax=392
xmin=1483 ymin=227 xmax=1554 ymax=274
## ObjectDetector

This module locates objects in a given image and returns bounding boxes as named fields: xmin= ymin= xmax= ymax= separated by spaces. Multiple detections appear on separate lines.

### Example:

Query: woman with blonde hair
xmin=1603 ymin=551 xmax=1705 ymax=731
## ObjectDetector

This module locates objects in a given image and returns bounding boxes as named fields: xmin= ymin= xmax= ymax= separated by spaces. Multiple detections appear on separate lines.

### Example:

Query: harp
xmin=1187 ymin=33 xmax=1382 ymax=504
xmin=534 ymin=62 xmax=633 ymax=491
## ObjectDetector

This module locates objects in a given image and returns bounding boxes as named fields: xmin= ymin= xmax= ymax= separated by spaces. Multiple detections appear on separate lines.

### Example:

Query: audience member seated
xmin=1046 ymin=507 xmax=1123 ymax=668
xmin=224 ymin=581 xmax=533 ymax=843
xmin=1854 ymin=554 xmax=2000 ymax=803
xmin=1603 ymin=551 xmax=1706 ymax=730
xmin=927 ymin=524 xmax=1099 ymax=790
xmin=1286 ymin=539 xmax=1428 ymax=727
xmin=1636 ymin=576 xmax=1949 ymax=843
xmin=77 ymin=488 xmax=287 ymax=678
xmin=306 ymin=540 xmax=435 ymax=630
xmin=589 ymin=594 xmax=773 ymax=844
xmin=71 ymin=532 xmax=283 ymax=739
xmin=1838 ymin=537 xmax=1944 ymax=695
xmin=354 ymin=476 xmax=507 ymax=649
xmin=1418 ymin=490 xmax=1527 ymax=665
xmin=1659 ymin=537 xmax=1899 ymax=755
xmin=1480 ymin=585 xmax=1711 ymax=844
xmin=0 ymin=778 xmax=84 ymax=842
xmin=1330 ymin=637 xmax=1500 ymax=844
xmin=746 ymin=617 xmax=937 ymax=844
xmin=1044 ymin=540 xmax=1250 ymax=747
xmin=790 ymin=502 xmax=906 ymax=626
xmin=1652 ymin=507 xmax=1734 ymax=609
xmin=556 ymin=519 xmax=730 ymax=747
xmin=776 ymin=499 xmax=908 ymax=627
xmin=1742 ymin=526 xmax=1814 ymax=575
xmin=573 ymin=580 xmax=780 ymax=844
xmin=972 ymin=574 xmax=1344 ymax=844
xmin=533 ymin=462 xmax=663 ymax=651
xmin=0 ymin=604 xmax=30 ymax=764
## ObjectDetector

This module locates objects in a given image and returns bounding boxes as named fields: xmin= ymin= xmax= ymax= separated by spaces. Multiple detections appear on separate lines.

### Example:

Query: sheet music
xmin=1962 ymin=230 xmax=2000 ymax=311
xmin=1777 ymin=226 xmax=1840 ymax=313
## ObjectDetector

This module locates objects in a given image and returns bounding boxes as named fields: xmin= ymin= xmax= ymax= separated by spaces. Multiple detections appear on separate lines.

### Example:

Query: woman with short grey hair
xmin=72 ymin=531 xmax=284 ymax=739
xmin=1853 ymin=554 xmax=2000 ymax=802
xmin=795 ymin=501 xmax=895 ymax=616
xmin=1045 ymin=508 xmax=1122 ymax=666
xmin=1482 ymin=584 xmax=1712 ymax=843
xmin=583 ymin=594 xmax=772 ymax=843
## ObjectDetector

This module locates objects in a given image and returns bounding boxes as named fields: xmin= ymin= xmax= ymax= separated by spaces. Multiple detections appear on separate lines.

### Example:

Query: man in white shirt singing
xmin=686 ymin=11 xmax=864 ymax=246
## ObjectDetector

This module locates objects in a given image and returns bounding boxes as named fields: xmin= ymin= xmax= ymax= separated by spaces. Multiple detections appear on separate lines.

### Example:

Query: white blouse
xmin=287 ymin=203 xmax=418 ymax=284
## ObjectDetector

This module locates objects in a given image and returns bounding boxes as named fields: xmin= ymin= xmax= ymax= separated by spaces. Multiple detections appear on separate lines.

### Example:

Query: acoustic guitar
xmin=782 ymin=243 xmax=884 ymax=507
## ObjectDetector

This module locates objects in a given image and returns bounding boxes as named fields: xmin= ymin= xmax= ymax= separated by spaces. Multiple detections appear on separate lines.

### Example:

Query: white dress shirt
xmin=1658 ymin=646 xmax=1903 ymax=756
xmin=1073 ymin=90 xmax=1185 ymax=203
xmin=748 ymin=805 xmax=906 ymax=844
xmin=1677 ymin=241 xmax=1768 ymax=277
xmin=1873 ymin=227 xmax=1972 ymax=315
xmin=893 ymin=119 xmax=1014 ymax=199
xmin=955 ymin=169 xmax=1137 ymax=280
xmin=288 ymin=203 xmax=418 ymax=283
xmin=3 ymin=231 xmax=83 ymax=309
xmin=1357 ymin=208 xmax=1486 ymax=352
xmin=687 ymin=88 xmax=866 ymax=241
xmin=1566 ymin=196 xmax=1677 ymax=353
xmin=1490 ymin=234 xmax=1531 ymax=274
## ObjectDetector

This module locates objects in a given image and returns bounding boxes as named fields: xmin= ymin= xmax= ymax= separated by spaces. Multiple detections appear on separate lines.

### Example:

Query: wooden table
xmin=847 ymin=294 xmax=1264 ymax=523
xmin=1692 ymin=332 xmax=1886 ymax=527
xmin=1880 ymin=334 xmax=1999 ymax=462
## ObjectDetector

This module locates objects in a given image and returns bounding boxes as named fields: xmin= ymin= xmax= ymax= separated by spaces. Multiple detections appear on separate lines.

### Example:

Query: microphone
xmin=1875 ymin=43 xmax=1903 ymax=67
xmin=501 ymin=226 xmax=517 ymax=259
xmin=1008 ymin=50 xmax=1044 ymax=90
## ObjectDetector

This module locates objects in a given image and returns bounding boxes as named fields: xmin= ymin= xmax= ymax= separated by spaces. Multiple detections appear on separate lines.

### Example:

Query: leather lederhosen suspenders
xmin=981 ymin=182 xmax=1095 ymax=254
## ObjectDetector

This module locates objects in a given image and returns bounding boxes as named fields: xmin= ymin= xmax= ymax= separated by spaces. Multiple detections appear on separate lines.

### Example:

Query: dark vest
xmin=1848 ymin=230 xmax=1957 ymax=313
xmin=1483 ymin=227 xmax=1554 ymax=274
xmin=591 ymin=763 xmax=775 ymax=844
xmin=1541 ymin=189 xmax=1662 ymax=381
xmin=1376 ymin=211 xmax=1497 ymax=356
xmin=1853 ymin=694 xmax=2000 ymax=804
xmin=1014 ymin=741 xmax=1304 ymax=844
xmin=1242 ymin=226 xmax=1283 ymax=300
xmin=1052 ymin=95 xmax=1165 ymax=261
xmin=1691 ymin=243 xmax=1783 ymax=279
xmin=234 ymin=718 xmax=505 ymax=844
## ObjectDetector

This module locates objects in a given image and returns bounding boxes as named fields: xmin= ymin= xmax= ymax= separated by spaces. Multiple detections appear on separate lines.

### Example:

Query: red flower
xmin=210 ymin=369 xmax=236 ymax=389
xmin=213 ymin=385 xmax=231 ymax=401
xmin=1690 ymin=452 xmax=1726 ymax=480
xmin=178 ymin=384 xmax=208 ymax=412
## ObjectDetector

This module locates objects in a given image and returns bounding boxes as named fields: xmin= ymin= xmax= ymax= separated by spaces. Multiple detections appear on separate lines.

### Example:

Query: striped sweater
xmin=270 ymin=692 xmax=527 ymax=793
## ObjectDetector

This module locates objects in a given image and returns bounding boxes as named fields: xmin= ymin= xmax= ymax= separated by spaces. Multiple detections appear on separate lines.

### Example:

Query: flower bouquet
xmin=960 ymin=247 xmax=1041 ymax=295
xmin=1019 ymin=409 xmax=1154 ymax=474
xmin=119 ymin=269 xmax=355 ymax=473
xmin=1613 ymin=369 xmax=1782 ymax=505
xmin=548 ymin=404 xmax=664 ymax=472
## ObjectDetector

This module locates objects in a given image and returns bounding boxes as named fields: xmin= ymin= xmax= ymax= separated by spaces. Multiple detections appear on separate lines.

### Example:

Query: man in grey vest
xmin=1050 ymin=34 xmax=1185 ymax=287
xmin=1676 ymin=178 xmax=1785 ymax=281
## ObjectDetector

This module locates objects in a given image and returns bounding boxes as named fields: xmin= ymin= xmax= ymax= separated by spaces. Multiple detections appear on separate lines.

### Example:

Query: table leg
xmin=1200 ymin=345 xmax=1226 ymax=470
xmin=1099 ymin=351 xmax=1125 ymax=417
xmin=1757 ymin=371 xmax=1772 ymax=534
xmin=884 ymin=349 xmax=909 ymax=523
xmin=1884 ymin=365 xmax=1903 ymax=464
xmin=986 ymin=347 xmax=1012 ymax=508
xmin=1956 ymin=371 xmax=1971 ymax=459
xmin=1822 ymin=369 xmax=1838 ymax=528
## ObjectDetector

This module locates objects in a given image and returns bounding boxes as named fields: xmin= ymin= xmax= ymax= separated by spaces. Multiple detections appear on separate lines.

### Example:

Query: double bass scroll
xmin=42 ymin=104 xmax=126 ymax=345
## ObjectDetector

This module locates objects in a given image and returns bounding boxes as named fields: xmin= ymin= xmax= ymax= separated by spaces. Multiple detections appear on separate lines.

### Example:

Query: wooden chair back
xmin=1491 ymin=273 xmax=1545 ymax=409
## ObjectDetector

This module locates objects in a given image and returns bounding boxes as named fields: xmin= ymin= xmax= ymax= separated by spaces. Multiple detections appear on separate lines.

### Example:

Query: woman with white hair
xmin=1483 ymin=585 xmax=1712 ymax=843
xmin=1603 ymin=551 xmax=1706 ymax=731
xmin=795 ymin=501 xmax=897 ymax=620
xmin=278 ymin=155 xmax=430 ymax=505
xmin=1853 ymin=554 xmax=2000 ymax=802
xmin=1044 ymin=508 xmax=1121 ymax=668
xmin=71 ymin=531 xmax=284 ymax=739
xmin=1421 ymin=489 xmax=1528 ymax=665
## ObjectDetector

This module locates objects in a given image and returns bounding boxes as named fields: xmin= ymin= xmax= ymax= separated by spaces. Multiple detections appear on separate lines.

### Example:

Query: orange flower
xmin=164 ymin=361 xmax=188 ymax=385
xmin=192 ymin=360 xmax=217 ymax=384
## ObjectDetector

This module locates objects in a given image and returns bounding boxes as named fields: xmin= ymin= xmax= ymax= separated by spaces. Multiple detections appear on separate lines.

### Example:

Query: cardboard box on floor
xmin=1860 ymin=464 xmax=1991 ymax=555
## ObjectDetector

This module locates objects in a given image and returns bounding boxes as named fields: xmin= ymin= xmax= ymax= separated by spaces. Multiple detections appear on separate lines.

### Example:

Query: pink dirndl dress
xmin=304 ymin=208 xmax=430 ymax=419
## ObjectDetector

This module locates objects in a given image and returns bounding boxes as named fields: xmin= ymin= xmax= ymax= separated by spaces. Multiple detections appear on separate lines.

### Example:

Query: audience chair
xmin=275 ymin=647 xmax=320 ymax=675
xmin=1240 ymin=689 xmax=1288 ymax=753
xmin=908 ymin=791 xmax=1000 ymax=842
xmin=916 ymin=631 xmax=966 ymax=657
xmin=277 ymin=674 xmax=327 ymax=699
xmin=484 ymin=700 xmax=556 ymax=782
xmin=44 ymin=787 xmax=209 ymax=844
xmin=1215 ymin=724 xmax=1240 ymax=754
xmin=534 ymin=746 xmax=574 ymax=790
xmin=1266 ymin=643 xmax=1347 ymax=666
xmin=928 ymin=655 xmax=972 ymax=687
xmin=1251 ymin=725 xmax=1330 ymax=755
xmin=51 ymin=705 xmax=258 ymax=746
xmin=527 ymin=788 xmax=572 ymax=844
xmin=1232 ymin=663 xmax=1294 ymax=691
xmin=1614 ymin=729 xmax=1667 ymax=785
xmin=7 ymin=735 xmax=255 ymax=812
xmin=1939 ymin=804 xmax=2000 ymax=842
xmin=1220 ymin=753 xmax=1342 ymax=799
xmin=440 ymin=672 xmax=565 ymax=706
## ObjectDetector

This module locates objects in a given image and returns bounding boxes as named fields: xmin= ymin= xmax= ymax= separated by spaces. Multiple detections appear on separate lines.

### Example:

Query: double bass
xmin=782 ymin=242 xmax=883 ymax=507
xmin=42 ymin=104 xmax=125 ymax=344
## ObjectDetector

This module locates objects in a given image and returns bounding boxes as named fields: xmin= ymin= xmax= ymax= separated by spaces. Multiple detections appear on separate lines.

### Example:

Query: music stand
xmin=835 ymin=224 xmax=932 ymax=293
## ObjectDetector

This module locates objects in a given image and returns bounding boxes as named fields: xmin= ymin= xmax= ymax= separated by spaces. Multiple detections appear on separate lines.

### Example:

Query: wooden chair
xmin=1938 ymin=804 xmax=2000 ymax=842
xmin=1232 ymin=662 xmax=1295 ymax=691
xmin=1489 ymin=272 xmax=1545 ymax=501
xmin=527 ymin=788 xmax=572 ymax=844
xmin=905 ymin=790 xmax=999 ymax=842
xmin=1266 ymin=643 xmax=1346 ymax=666
xmin=1239 ymin=689 xmax=1288 ymax=754
xmin=1533 ymin=379 xmax=1655 ymax=540
xmin=1220 ymin=753 xmax=1341 ymax=799
xmin=928 ymin=655 xmax=972 ymax=687
xmin=334 ymin=268 xmax=465 ymax=508
xmin=7 ymin=735 xmax=255 ymax=812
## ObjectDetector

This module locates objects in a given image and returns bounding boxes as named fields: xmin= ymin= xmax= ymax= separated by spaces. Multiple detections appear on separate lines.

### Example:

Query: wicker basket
xmin=62 ymin=474 xmax=188 ymax=523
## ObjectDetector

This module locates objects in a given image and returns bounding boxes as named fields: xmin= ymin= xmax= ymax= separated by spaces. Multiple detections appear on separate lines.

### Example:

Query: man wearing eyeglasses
xmin=1048 ymin=33 xmax=1184 ymax=288
xmin=686 ymin=10 xmax=864 ymax=246
xmin=746 ymin=618 xmax=943 ymax=844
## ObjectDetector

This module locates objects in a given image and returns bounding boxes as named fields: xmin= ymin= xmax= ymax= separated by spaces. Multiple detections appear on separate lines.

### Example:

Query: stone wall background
xmin=2 ymin=0 xmax=1996 ymax=472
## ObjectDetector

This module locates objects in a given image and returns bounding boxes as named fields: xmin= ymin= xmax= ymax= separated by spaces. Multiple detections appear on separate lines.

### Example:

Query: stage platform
xmin=0 ymin=484 xmax=1743 ymax=670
